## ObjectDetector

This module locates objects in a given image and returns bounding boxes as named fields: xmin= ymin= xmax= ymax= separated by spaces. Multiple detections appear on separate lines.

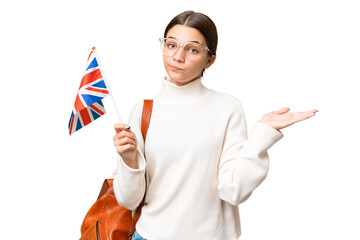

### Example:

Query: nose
xmin=172 ymin=45 xmax=185 ymax=62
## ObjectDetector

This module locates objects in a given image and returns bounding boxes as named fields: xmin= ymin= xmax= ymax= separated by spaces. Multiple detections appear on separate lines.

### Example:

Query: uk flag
xmin=68 ymin=48 xmax=110 ymax=135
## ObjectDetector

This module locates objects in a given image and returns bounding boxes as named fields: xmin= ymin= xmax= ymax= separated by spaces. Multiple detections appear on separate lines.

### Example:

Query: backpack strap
xmin=141 ymin=99 xmax=153 ymax=141
xmin=128 ymin=99 xmax=153 ymax=238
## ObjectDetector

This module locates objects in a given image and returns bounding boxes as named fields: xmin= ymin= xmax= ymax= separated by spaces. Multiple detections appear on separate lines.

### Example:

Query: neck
xmin=157 ymin=76 xmax=206 ymax=104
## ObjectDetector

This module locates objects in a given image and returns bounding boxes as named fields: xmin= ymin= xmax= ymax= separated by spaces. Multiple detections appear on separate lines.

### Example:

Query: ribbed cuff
xmin=247 ymin=121 xmax=284 ymax=151
xmin=118 ymin=149 xmax=146 ymax=174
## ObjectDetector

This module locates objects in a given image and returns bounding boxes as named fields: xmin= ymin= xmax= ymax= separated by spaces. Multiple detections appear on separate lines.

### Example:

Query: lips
xmin=170 ymin=65 xmax=183 ymax=72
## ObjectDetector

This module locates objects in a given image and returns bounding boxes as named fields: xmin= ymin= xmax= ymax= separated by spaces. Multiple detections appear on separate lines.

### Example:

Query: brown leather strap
xmin=128 ymin=99 xmax=153 ymax=239
xmin=141 ymin=99 xmax=153 ymax=141
xmin=97 ymin=179 xmax=111 ymax=200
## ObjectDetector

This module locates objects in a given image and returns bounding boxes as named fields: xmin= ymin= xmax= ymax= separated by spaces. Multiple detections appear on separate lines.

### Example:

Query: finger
xmin=115 ymin=144 xmax=136 ymax=154
xmin=303 ymin=110 xmax=318 ymax=119
xmin=291 ymin=111 xmax=316 ymax=123
xmin=114 ymin=137 xmax=136 ymax=147
xmin=276 ymin=107 xmax=290 ymax=114
xmin=114 ymin=123 xmax=131 ymax=133
xmin=114 ymin=130 xmax=136 ymax=141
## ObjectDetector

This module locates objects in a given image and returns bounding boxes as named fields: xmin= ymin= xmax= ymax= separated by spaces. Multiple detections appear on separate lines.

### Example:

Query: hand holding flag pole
xmin=68 ymin=47 xmax=123 ymax=135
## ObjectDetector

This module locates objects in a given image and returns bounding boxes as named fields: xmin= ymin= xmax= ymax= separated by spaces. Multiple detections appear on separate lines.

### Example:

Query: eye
xmin=188 ymin=48 xmax=199 ymax=54
xmin=185 ymin=44 xmax=202 ymax=54
xmin=167 ymin=43 xmax=176 ymax=49
xmin=165 ymin=39 xmax=178 ymax=50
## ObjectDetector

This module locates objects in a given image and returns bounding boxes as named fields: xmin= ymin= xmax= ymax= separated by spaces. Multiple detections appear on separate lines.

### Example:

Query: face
xmin=163 ymin=25 xmax=216 ymax=86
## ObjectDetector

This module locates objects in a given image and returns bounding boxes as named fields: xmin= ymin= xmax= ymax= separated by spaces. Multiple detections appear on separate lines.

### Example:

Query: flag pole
xmin=92 ymin=46 xmax=124 ymax=123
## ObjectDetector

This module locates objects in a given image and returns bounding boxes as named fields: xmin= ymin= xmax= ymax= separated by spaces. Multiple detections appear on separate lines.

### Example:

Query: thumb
xmin=114 ymin=123 xmax=131 ymax=133
xmin=276 ymin=107 xmax=290 ymax=114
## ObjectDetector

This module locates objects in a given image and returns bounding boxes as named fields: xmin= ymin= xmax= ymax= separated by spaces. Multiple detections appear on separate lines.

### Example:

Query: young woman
xmin=112 ymin=11 xmax=317 ymax=240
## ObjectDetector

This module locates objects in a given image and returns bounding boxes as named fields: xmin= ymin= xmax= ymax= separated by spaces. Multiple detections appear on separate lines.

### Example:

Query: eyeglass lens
xmin=161 ymin=38 xmax=204 ymax=59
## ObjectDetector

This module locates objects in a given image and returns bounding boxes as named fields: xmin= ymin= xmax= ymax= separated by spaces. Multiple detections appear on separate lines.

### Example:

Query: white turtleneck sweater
xmin=113 ymin=77 xmax=283 ymax=240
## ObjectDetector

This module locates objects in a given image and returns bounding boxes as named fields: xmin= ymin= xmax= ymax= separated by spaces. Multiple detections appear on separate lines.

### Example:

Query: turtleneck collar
xmin=156 ymin=76 xmax=206 ymax=103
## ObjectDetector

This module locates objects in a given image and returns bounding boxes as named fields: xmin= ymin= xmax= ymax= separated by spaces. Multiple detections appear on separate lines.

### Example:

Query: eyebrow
xmin=167 ymin=36 xmax=201 ymax=44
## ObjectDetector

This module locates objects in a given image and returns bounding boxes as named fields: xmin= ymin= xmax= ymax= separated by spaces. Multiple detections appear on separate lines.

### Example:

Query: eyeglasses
xmin=159 ymin=37 xmax=213 ymax=60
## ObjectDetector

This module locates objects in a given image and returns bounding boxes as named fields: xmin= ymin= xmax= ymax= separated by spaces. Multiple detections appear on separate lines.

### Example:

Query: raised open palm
xmin=261 ymin=107 xmax=318 ymax=130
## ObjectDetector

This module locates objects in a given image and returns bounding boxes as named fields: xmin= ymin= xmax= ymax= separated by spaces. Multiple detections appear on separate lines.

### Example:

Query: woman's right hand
xmin=113 ymin=123 xmax=138 ymax=169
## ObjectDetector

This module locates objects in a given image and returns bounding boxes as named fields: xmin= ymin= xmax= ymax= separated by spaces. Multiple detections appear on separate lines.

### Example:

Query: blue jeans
xmin=132 ymin=231 xmax=146 ymax=240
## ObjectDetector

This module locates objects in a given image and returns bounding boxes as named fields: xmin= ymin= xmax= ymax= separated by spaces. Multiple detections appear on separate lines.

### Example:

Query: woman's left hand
xmin=260 ymin=107 xmax=318 ymax=130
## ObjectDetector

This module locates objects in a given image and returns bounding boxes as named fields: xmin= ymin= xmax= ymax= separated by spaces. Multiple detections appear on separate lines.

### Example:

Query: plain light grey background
xmin=1 ymin=0 xmax=359 ymax=239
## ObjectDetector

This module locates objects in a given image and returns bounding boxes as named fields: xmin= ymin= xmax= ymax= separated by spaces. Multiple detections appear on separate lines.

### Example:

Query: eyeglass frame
xmin=159 ymin=37 xmax=213 ymax=58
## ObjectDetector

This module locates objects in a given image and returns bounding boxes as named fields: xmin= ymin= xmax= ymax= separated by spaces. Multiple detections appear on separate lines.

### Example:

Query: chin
xmin=167 ymin=73 xmax=200 ymax=86
xmin=167 ymin=73 xmax=185 ymax=83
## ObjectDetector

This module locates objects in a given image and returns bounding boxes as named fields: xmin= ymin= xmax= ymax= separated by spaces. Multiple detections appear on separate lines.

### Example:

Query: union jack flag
xmin=68 ymin=48 xmax=110 ymax=135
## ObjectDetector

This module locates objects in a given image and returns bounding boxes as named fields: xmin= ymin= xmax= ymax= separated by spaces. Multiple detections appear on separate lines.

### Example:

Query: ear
xmin=204 ymin=55 xmax=216 ymax=69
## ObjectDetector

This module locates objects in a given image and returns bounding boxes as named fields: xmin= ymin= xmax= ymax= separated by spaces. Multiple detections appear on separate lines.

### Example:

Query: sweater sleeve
xmin=112 ymin=100 xmax=147 ymax=210
xmin=217 ymin=101 xmax=284 ymax=205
